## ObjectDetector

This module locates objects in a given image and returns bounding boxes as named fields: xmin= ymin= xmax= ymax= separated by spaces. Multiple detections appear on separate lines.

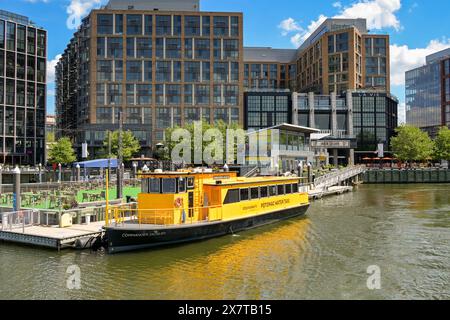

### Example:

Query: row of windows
xmin=0 ymin=78 xmax=45 ymax=107
xmin=0 ymin=50 xmax=46 ymax=82
xmin=96 ymin=83 xmax=239 ymax=106
xmin=142 ymin=177 xmax=190 ymax=194
xmin=0 ymin=20 xmax=46 ymax=56
xmin=0 ymin=106 xmax=45 ymax=137
xmin=224 ymin=184 xmax=300 ymax=204
xmin=0 ymin=137 xmax=44 ymax=154
xmin=97 ymin=14 xmax=239 ymax=37
xmin=98 ymin=37 xmax=239 ymax=61
xmin=96 ymin=59 xmax=238 ymax=83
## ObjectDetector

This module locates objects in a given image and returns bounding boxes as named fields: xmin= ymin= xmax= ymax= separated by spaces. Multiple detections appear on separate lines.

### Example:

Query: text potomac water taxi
xmin=102 ymin=168 xmax=310 ymax=253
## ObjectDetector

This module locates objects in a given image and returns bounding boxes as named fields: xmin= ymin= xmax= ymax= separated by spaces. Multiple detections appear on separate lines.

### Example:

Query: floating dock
xmin=308 ymin=186 xmax=353 ymax=200
xmin=0 ymin=221 xmax=104 ymax=250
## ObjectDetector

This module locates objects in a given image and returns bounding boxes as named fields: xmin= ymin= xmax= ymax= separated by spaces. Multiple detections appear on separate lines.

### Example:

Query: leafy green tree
xmin=390 ymin=125 xmax=434 ymax=162
xmin=48 ymin=137 xmax=76 ymax=165
xmin=102 ymin=130 xmax=141 ymax=162
xmin=433 ymin=126 xmax=450 ymax=161
xmin=164 ymin=120 xmax=244 ymax=164
xmin=46 ymin=132 xmax=55 ymax=143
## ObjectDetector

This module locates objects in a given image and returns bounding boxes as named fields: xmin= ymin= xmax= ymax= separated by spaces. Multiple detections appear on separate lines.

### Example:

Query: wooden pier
xmin=0 ymin=221 xmax=104 ymax=250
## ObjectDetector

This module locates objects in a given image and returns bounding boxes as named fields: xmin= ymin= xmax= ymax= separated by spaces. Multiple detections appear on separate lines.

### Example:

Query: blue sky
xmin=2 ymin=0 xmax=449 ymax=122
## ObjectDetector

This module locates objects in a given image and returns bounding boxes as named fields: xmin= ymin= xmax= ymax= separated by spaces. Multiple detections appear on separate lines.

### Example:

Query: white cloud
xmin=25 ymin=0 xmax=50 ymax=3
xmin=47 ymin=54 xmax=62 ymax=84
xmin=278 ymin=18 xmax=303 ymax=36
xmin=279 ymin=0 xmax=403 ymax=48
xmin=335 ymin=0 xmax=402 ymax=31
xmin=390 ymin=38 xmax=450 ymax=86
xmin=66 ymin=0 xmax=105 ymax=30
xmin=333 ymin=2 xmax=342 ymax=8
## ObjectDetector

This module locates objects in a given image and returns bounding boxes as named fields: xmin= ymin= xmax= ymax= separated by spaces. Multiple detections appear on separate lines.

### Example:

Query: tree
xmin=48 ymin=137 xmax=76 ymax=165
xmin=390 ymin=125 xmax=434 ymax=162
xmin=102 ymin=130 xmax=141 ymax=162
xmin=46 ymin=132 xmax=55 ymax=143
xmin=433 ymin=126 xmax=450 ymax=161
xmin=164 ymin=120 xmax=244 ymax=164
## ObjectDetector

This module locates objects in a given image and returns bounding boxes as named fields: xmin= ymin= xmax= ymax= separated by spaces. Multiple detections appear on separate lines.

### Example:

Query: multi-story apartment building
xmin=56 ymin=0 xmax=243 ymax=158
xmin=243 ymin=47 xmax=297 ymax=92
xmin=244 ymin=18 xmax=389 ymax=95
xmin=406 ymin=48 xmax=450 ymax=136
xmin=0 ymin=10 xmax=46 ymax=165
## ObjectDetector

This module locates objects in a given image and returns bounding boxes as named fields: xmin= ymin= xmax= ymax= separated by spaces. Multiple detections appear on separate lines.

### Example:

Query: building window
xmin=0 ymin=20 xmax=4 ymax=48
xmin=185 ymin=16 xmax=200 ymax=36
xmin=156 ymin=61 xmax=171 ymax=82
xmin=97 ymin=60 xmax=112 ymax=81
xmin=107 ymin=38 xmax=123 ymax=58
xmin=97 ymin=14 xmax=113 ymax=34
xmin=108 ymin=84 xmax=122 ymax=105
xmin=195 ymin=39 xmax=210 ymax=60
xmin=184 ymin=62 xmax=200 ymax=82
xmin=127 ymin=14 xmax=142 ymax=35
xmin=156 ymin=108 xmax=171 ymax=129
xmin=136 ymin=37 xmax=152 ymax=58
xmin=196 ymin=85 xmax=210 ymax=105
xmin=97 ymin=37 xmax=106 ymax=57
xmin=166 ymin=84 xmax=181 ymax=104
xmin=166 ymin=38 xmax=181 ymax=59
xmin=144 ymin=15 xmax=152 ymax=35
xmin=173 ymin=16 xmax=182 ymax=36
xmin=115 ymin=60 xmax=123 ymax=81
xmin=213 ymin=16 xmax=229 ymax=36
xmin=202 ymin=62 xmax=210 ymax=82
xmin=184 ymin=84 xmax=193 ymax=105
xmin=6 ymin=22 xmax=15 ymax=51
xmin=17 ymin=25 xmax=26 ymax=53
xmin=126 ymin=37 xmax=135 ymax=58
xmin=144 ymin=61 xmax=152 ymax=81
xmin=96 ymin=107 xmax=112 ymax=124
xmin=223 ymin=39 xmax=239 ymax=60
xmin=185 ymin=108 xmax=199 ymax=123
xmin=125 ymin=107 xmax=142 ymax=124
xmin=214 ymin=108 xmax=228 ymax=123
xmin=214 ymin=62 xmax=229 ymax=82
xmin=115 ymin=14 xmax=123 ymax=34
xmin=185 ymin=38 xmax=193 ymax=59
xmin=36 ymin=30 xmax=46 ymax=57
xmin=126 ymin=61 xmax=142 ymax=82
xmin=156 ymin=15 xmax=171 ymax=36
xmin=202 ymin=16 xmax=210 ymax=36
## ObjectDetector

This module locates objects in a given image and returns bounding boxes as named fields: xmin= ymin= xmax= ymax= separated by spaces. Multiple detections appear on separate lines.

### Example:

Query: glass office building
xmin=406 ymin=48 xmax=450 ymax=136
xmin=0 ymin=10 xmax=46 ymax=165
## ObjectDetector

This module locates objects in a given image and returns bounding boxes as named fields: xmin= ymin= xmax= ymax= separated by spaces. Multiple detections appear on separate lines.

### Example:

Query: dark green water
xmin=1 ymin=184 xmax=449 ymax=300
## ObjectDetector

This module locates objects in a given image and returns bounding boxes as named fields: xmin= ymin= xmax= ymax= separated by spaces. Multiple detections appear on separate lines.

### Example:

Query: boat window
xmin=149 ymin=178 xmax=161 ymax=193
xmin=187 ymin=177 xmax=195 ymax=189
xmin=142 ymin=178 xmax=149 ymax=193
xmin=292 ymin=183 xmax=299 ymax=193
xmin=240 ymin=188 xmax=249 ymax=201
xmin=178 ymin=178 xmax=186 ymax=193
xmin=224 ymin=189 xmax=240 ymax=204
xmin=260 ymin=186 xmax=268 ymax=198
xmin=285 ymin=184 xmax=292 ymax=194
xmin=277 ymin=185 xmax=285 ymax=195
xmin=162 ymin=178 xmax=177 ymax=193
xmin=250 ymin=187 xmax=259 ymax=200
xmin=269 ymin=185 xmax=277 ymax=197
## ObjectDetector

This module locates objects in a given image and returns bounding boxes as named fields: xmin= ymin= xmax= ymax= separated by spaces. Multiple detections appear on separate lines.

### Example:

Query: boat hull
xmin=105 ymin=204 xmax=309 ymax=253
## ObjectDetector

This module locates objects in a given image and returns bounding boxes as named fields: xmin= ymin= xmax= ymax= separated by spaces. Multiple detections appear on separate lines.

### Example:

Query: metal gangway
xmin=313 ymin=166 xmax=366 ymax=190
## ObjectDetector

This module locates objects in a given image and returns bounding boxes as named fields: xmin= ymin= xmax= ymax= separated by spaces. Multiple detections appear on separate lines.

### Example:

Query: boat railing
xmin=106 ymin=205 xmax=224 ymax=227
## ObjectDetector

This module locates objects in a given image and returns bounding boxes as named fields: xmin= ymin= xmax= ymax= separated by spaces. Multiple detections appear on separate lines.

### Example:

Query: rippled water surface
xmin=1 ymin=184 xmax=449 ymax=300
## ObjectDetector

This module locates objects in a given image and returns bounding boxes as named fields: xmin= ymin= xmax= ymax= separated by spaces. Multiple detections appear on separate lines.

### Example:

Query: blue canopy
xmin=74 ymin=158 xmax=118 ymax=168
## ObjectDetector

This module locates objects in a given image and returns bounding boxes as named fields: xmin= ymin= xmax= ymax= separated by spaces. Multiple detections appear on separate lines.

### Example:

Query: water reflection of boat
xmin=103 ymin=169 xmax=310 ymax=253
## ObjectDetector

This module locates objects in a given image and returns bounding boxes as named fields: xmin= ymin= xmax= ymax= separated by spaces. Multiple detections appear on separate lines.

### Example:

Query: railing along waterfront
xmin=0 ymin=210 xmax=40 ymax=232
xmin=106 ymin=205 xmax=224 ymax=227
xmin=314 ymin=166 xmax=366 ymax=189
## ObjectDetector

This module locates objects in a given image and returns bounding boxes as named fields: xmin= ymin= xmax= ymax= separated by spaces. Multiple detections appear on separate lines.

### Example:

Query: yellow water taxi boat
xmin=103 ymin=169 xmax=310 ymax=253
